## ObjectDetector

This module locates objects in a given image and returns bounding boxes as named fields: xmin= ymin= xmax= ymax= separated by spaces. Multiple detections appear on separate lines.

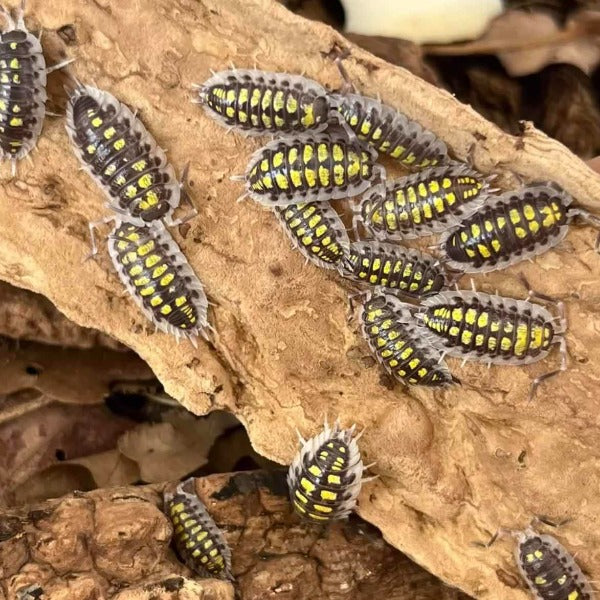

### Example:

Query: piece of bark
xmin=0 ymin=1 xmax=599 ymax=599
xmin=0 ymin=472 xmax=468 ymax=599
xmin=0 ymin=280 xmax=124 ymax=350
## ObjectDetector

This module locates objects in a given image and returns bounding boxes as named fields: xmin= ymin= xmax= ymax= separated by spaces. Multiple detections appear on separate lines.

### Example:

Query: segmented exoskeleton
xmin=287 ymin=419 xmax=368 ymax=523
xmin=107 ymin=221 xmax=209 ymax=345
xmin=481 ymin=523 xmax=595 ymax=600
xmin=0 ymin=1 xmax=72 ymax=174
xmin=194 ymin=68 xmax=330 ymax=136
xmin=439 ymin=182 xmax=600 ymax=273
xmin=236 ymin=133 xmax=382 ymax=206
xmin=416 ymin=289 xmax=567 ymax=398
xmin=164 ymin=477 xmax=233 ymax=580
xmin=340 ymin=241 xmax=447 ymax=297
xmin=274 ymin=201 xmax=350 ymax=269
xmin=514 ymin=528 xmax=595 ymax=600
xmin=66 ymin=83 xmax=185 ymax=229
xmin=359 ymin=292 xmax=455 ymax=386
xmin=329 ymin=92 xmax=448 ymax=169
xmin=355 ymin=163 xmax=494 ymax=240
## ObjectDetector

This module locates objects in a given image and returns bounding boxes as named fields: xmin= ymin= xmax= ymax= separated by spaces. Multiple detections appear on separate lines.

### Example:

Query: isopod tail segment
xmin=475 ymin=518 xmax=595 ymax=600
xmin=519 ymin=274 xmax=568 ymax=402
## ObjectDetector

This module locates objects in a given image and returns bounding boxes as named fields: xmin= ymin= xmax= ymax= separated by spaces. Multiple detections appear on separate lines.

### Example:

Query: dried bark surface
xmin=0 ymin=281 xmax=124 ymax=350
xmin=0 ymin=472 xmax=467 ymax=599
xmin=0 ymin=0 xmax=599 ymax=598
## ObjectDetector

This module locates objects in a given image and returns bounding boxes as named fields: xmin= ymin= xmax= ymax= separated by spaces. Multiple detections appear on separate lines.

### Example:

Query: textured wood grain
xmin=0 ymin=472 xmax=466 ymax=599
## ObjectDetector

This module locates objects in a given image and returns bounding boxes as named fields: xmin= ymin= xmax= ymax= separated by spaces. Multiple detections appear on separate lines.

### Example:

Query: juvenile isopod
xmin=439 ymin=182 xmax=600 ymax=273
xmin=0 ymin=1 xmax=72 ymax=174
xmin=164 ymin=477 xmax=233 ymax=579
xmin=287 ymin=419 xmax=370 ymax=523
xmin=235 ymin=133 xmax=383 ymax=206
xmin=194 ymin=68 xmax=331 ymax=136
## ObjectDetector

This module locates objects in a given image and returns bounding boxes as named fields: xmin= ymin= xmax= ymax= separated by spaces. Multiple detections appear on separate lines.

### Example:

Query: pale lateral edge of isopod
xmin=106 ymin=220 xmax=209 ymax=348
xmin=193 ymin=68 xmax=330 ymax=137
xmin=415 ymin=289 xmax=562 ymax=366
xmin=65 ymin=83 xmax=181 ymax=227
xmin=437 ymin=183 xmax=574 ymax=273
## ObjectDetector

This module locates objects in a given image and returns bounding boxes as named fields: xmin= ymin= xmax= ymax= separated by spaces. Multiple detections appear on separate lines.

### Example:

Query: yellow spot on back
xmin=138 ymin=174 xmax=153 ymax=189
xmin=300 ymin=477 xmax=315 ymax=493
xmin=320 ymin=490 xmax=337 ymax=501
xmin=301 ymin=104 xmax=315 ymax=127
xmin=137 ymin=241 xmax=154 ymax=256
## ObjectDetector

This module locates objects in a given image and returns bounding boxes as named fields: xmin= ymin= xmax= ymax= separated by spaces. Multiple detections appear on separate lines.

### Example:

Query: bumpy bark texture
xmin=1 ymin=1 xmax=599 ymax=598
xmin=0 ymin=472 xmax=466 ymax=599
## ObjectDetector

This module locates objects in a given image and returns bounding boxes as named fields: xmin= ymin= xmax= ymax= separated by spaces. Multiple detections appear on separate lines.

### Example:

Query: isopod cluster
xmin=197 ymin=63 xmax=600 ymax=397
xmin=194 ymin=60 xmax=598 ymax=594
xmin=6 ymin=0 xmax=597 ymax=595
xmin=0 ymin=3 xmax=210 ymax=346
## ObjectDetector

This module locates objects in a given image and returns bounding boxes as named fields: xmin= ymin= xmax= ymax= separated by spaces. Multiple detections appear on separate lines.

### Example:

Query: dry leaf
xmin=0 ymin=401 xmax=133 ymax=506
xmin=11 ymin=464 xmax=96 ymax=505
xmin=68 ymin=449 xmax=141 ymax=488
xmin=117 ymin=411 xmax=238 ymax=482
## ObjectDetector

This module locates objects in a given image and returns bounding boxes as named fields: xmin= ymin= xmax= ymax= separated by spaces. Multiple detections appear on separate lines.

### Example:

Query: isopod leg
xmin=347 ymin=290 xmax=369 ymax=323
xmin=167 ymin=162 xmax=198 ymax=226
xmin=0 ymin=2 xmax=16 ymax=30
xmin=328 ymin=45 xmax=357 ymax=94
xmin=474 ymin=527 xmax=518 ymax=549
xmin=46 ymin=57 xmax=75 ymax=75
xmin=327 ymin=108 xmax=362 ymax=146
xmin=529 ymin=336 xmax=567 ymax=401
xmin=86 ymin=215 xmax=118 ymax=261
xmin=530 ymin=514 xmax=572 ymax=529
xmin=569 ymin=206 xmax=600 ymax=252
